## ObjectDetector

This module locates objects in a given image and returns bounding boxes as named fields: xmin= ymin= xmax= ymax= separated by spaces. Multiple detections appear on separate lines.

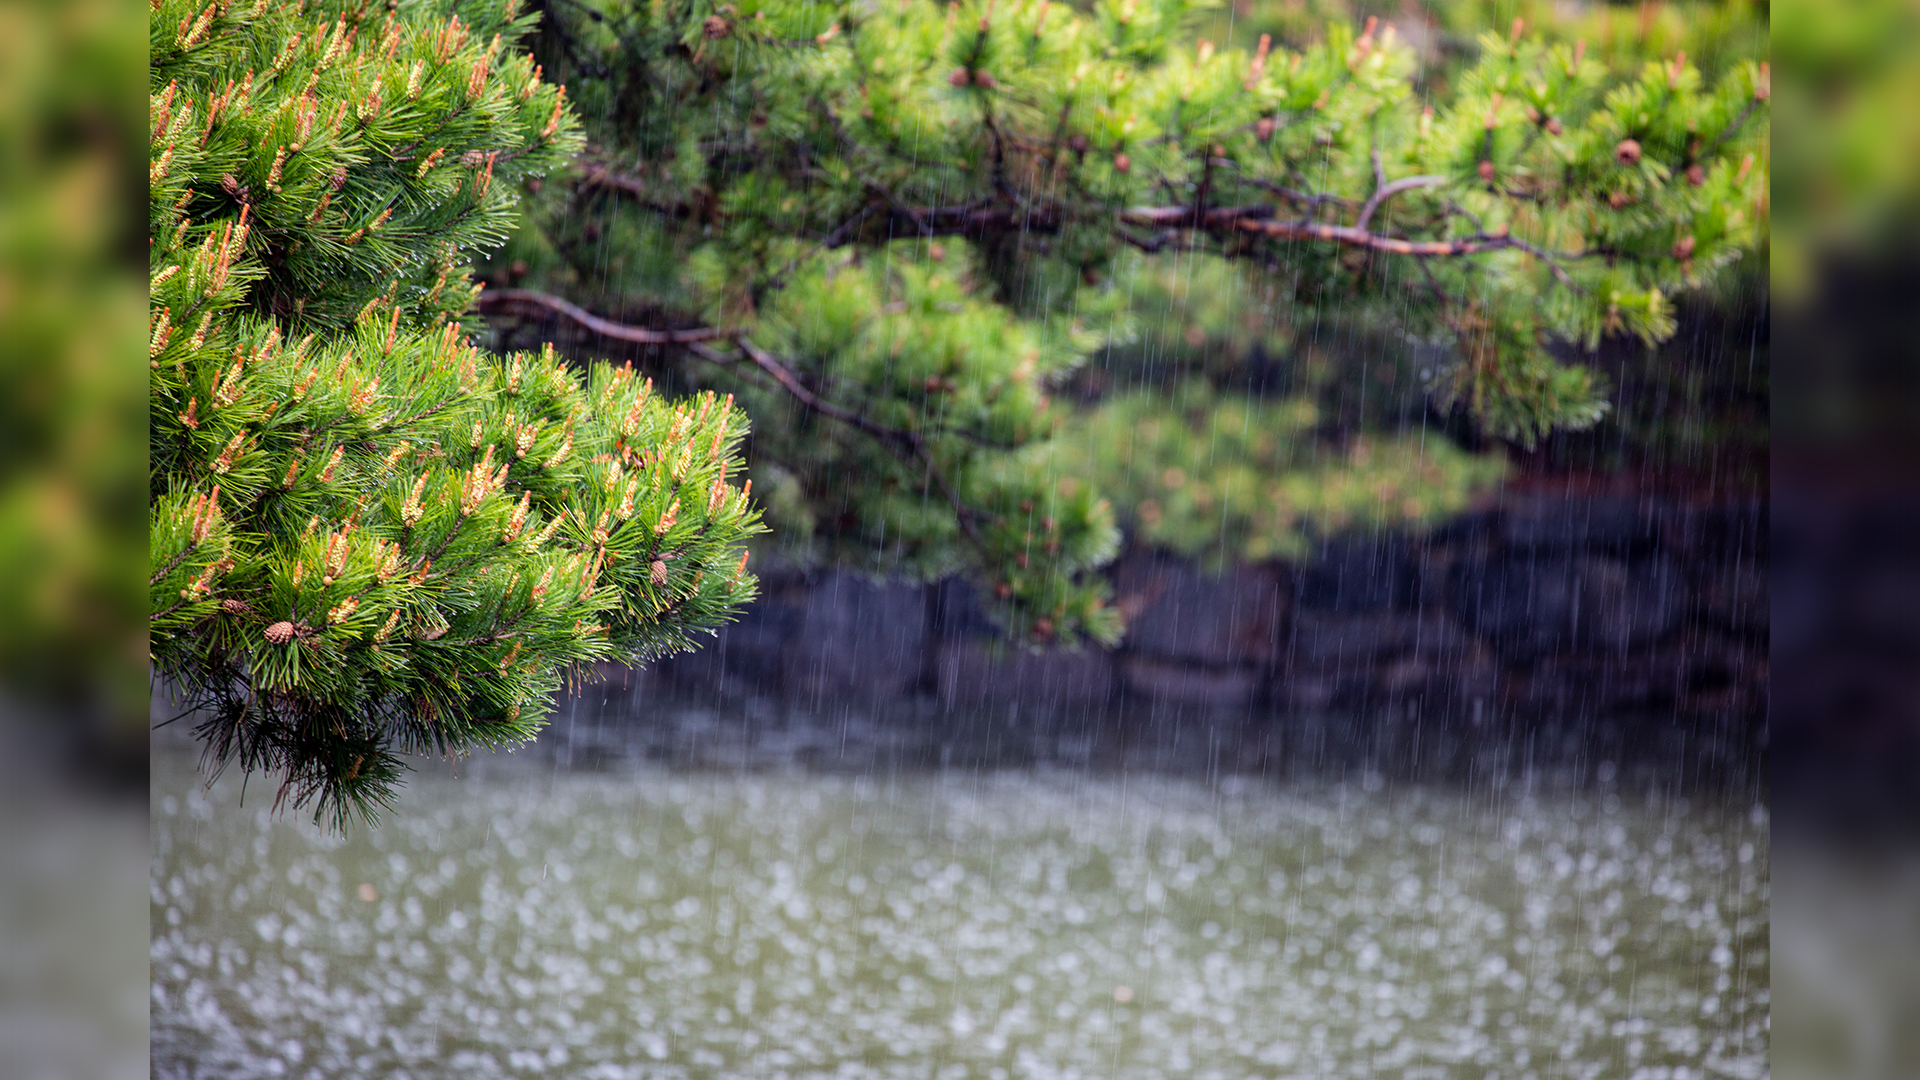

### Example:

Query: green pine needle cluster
xmin=150 ymin=0 xmax=764 ymax=828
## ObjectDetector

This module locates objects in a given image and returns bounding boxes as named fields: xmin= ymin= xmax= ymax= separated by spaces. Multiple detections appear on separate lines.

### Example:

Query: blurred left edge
xmin=0 ymin=0 xmax=154 ymax=1076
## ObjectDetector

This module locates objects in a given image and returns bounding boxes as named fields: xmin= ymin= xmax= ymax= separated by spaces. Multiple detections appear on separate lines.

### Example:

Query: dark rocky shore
xmin=554 ymin=488 xmax=1766 ymax=795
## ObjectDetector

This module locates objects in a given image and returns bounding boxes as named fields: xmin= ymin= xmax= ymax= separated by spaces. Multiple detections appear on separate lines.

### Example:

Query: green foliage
xmin=1056 ymin=381 xmax=1505 ymax=567
xmin=482 ymin=0 xmax=1764 ymax=637
xmin=150 ymin=0 xmax=763 ymax=828
xmin=1771 ymin=0 xmax=1920 ymax=298
xmin=1195 ymin=1 xmax=1767 ymax=89
xmin=738 ymin=244 xmax=1124 ymax=644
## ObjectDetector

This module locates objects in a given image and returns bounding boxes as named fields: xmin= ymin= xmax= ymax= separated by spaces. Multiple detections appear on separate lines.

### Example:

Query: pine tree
xmin=150 ymin=0 xmax=764 ymax=828
xmin=480 ymin=0 xmax=1769 ymax=645
xmin=149 ymin=0 xmax=1768 ymax=825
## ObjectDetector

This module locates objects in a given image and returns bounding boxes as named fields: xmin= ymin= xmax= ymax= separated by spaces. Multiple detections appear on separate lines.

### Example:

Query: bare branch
xmin=1713 ymin=96 xmax=1763 ymax=151
xmin=768 ymin=200 xmax=884 ymax=286
xmin=484 ymin=288 xmax=1022 ymax=450
xmin=1225 ymin=215 xmax=1581 ymax=261
xmin=1237 ymin=177 xmax=1357 ymax=214
xmin=1354 ymin=174 xmax=1446 ymax=233
xmin=688 ymin=339 xmax=986 ymax=541
xmin=474 ymin=289 xmax=731 ymax=345
xmin=575 ymin=163 xmax=701 ymax=220
xmin=1118 ymin=204 xmax=1274 ymax=228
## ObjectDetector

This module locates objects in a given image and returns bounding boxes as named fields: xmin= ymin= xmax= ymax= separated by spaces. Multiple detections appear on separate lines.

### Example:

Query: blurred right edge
xmin=1771 ymin=0 xmax=1920 ymax=1075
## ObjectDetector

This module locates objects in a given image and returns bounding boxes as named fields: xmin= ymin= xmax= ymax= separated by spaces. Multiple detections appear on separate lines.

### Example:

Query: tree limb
xmin=570 ymin=162 xmax=1589 ymax=269
xmin=474 ymin=289 xmax=732 ymax=345
xmin=685 ymin=339 xmax=986 ymax=541
xmin=481 ymin=293 xmax=992 ymax=540
xmin=1354 ymin=174 xmax=1446 ymax=233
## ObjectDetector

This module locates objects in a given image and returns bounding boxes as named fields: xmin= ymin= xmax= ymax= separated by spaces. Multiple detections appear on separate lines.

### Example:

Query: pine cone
xmin=949 ymin=68 xmax=971 ymax=87
xmin=1615 ymin=139 xmax=1642 ymax=165
xmin=1477 ymin=160 xmax=1496 ymax=182
xmin=1686 ymin=164 xmax=1706 ymax=187
xmin=264 ymin=621 xmax=296 ymax=644
xmin=221 ymin=598 xmax=252 ymax=615
xmin=1672 ymin=235 xmax=1696 ymax=260
xmin=1254 ymin=117 xmax=1276 ymax=142
xmin=1113 ymin=152 xmax=1131 ymax=174
xmin=703 ymin=15 xmax=729 ymax=38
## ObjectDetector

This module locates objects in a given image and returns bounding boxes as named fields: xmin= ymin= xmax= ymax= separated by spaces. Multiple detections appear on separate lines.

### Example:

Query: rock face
xmin=656 ymin=492 xmax=1767 ymax=727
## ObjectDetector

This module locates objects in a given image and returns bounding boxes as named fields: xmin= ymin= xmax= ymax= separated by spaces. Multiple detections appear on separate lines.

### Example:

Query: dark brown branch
xmin=886 ymin=201 xmax=1062 ymax=238
xmin=1713 ymin=96 xmax=1763 ymax=151
xmin=817 ymin=200 xmax=883 ymax=250
xmin=474 ymin=289 xmax=732 ymax=345
xmin=150 ymin=598 xmax=191 ymax=622
xmin=1115 ymin=227 xmax=1179 ymax=253
xmin=575 ymin=164 xmax=701 ymax=219
xmin=768 ymin=200 xmax=884 ymax=286
xmin=1495 ymin=235 xmax=1583 ymax=289
xmin=538 ymin=161 xmax=1594 ymax=286
xmin=708 ymin=337 xmax=903 ymax=445
xmin=151 ymin=543 xmax=199 ymax=586
xmin=1226 ymin=215 xmax=1567 ymax=259
xmin=484 ymin=288 xmax=1020 ymax=450
xmin=1238 ymin=177 xmax=1357 ymax=213
xmin=686 ymin=339 xmax=985 ymax=541
xmin=1119 ymin=204 xmax=1275 ymax=229
xmin=1354 ymin=174 xmax=1446 ymax=233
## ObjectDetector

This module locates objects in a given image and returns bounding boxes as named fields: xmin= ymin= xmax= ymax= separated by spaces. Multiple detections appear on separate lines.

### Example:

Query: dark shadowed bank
xmin=546 ymin=480 xmax=1765 ymax=798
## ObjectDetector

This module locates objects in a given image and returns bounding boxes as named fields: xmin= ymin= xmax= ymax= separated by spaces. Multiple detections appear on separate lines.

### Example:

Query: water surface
xmin=152 ymin=734 xmax=1767 ymax=1079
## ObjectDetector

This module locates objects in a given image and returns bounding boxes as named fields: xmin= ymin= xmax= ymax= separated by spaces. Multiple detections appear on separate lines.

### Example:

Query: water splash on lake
xmin=152 ymin=742 xmax=1766 ymax=1079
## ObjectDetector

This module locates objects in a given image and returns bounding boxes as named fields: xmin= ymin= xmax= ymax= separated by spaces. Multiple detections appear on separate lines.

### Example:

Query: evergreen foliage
xmin=148 ymin=0 xmax=1768 ymax=826
xmin=485 ymin=0 xmax=1768 ymax=642
xmin=1214 ymin=0 xmax=1767 ymax=89
xmin=150 ymin=0 xmax=763 ymax=827
xmin=1057 ymin=380 xmax=1506 ymax=566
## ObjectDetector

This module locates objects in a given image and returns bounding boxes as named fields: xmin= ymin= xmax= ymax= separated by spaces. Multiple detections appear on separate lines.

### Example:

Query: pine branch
xmin=688 ymin=340 xmax=988 ymax=542
xmin=478 ymin=287 xmax=1026 ymax=449
xmin=1354 ymin=174 xmax=1447 ymax=233
xmin=473 ymin=288 xmax=733 ymax=344
xmin=551 ymin=163 xmax=1587 ymax=268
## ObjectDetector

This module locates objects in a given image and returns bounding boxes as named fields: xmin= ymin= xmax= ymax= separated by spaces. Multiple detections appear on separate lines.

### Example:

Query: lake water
xmin=151 ymin=719 xmax=1767 ymax=1080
